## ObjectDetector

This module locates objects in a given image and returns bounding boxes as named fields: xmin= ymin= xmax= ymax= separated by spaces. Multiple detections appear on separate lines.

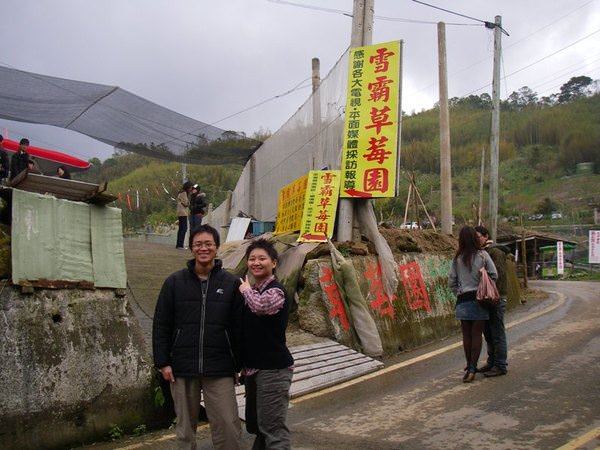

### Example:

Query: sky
xmin=1 ymin=0 xmax=599 ymax=162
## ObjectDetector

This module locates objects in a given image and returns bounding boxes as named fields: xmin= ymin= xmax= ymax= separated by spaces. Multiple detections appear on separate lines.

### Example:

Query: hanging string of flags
xmin=110 ymin=179 xmax=228 ymax=211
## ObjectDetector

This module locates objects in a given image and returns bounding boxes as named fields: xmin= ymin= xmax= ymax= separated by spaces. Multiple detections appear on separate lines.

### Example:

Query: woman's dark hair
xmin=181 ymin=181 xmax=193 ymax=193
xmin=189 ymin=224 xmax=220 ymax=249
xmin=455 ymin=226 xmax=479 ymax=270
xmin=245 ymin=238 xmax=278 ymax=262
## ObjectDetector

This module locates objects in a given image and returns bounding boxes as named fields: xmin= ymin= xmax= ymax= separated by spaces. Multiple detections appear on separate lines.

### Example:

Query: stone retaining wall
xmin=298 ymin=253 xmax=463 ymax=355
xmin=0 ymin=287 xmax=167 ymax=450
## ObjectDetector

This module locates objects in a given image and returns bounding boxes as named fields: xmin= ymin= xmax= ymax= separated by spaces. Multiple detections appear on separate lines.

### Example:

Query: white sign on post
xmin=590 ymin=230 xmax=600 ymax=264
xmin=556 ymin=241 xmax=564 ymax=275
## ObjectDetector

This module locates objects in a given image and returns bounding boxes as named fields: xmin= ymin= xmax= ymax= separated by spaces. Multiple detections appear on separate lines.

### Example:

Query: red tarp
xmin=1 ymin=139 xmax=90 ymax=170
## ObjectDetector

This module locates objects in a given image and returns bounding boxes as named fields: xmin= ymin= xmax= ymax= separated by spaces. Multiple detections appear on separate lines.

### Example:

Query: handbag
xmin=476 ymin=267 xmax=500 ymax=307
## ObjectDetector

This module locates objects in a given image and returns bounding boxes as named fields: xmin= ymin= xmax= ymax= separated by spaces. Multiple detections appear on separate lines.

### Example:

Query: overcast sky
xmin=1 ymin=0 xmax=599 ymax=161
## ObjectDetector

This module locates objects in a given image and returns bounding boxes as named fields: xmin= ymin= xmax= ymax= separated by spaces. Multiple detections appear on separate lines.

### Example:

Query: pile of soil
xmin=379 ymin=228 xmax=457 ymax=256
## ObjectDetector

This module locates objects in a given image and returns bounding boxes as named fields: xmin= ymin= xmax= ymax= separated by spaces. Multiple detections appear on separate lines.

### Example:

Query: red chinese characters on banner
xmin=363 ymin=136 xmax=391 ymax=164
xmin=398 ymin=261 xmax=432 ymax=313
xmin=369 ymin=47 xmax=395 ymax=73
xmin=367 ymin=76 xmax=393 ymax=102
xmin=319 ymin=266 xmax=350 ymax=331
xmin=364 ymin=261 xmax=397 ymax=319
xmin=364 ymin=168 xmax=389 ymax=193
xmin=365 ymin=106 xmax=393 ymax=134
xmin=312 ymin=172 xmax=336 ymax=236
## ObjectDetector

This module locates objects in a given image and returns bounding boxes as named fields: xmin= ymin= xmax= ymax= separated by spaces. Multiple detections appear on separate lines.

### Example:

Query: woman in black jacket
xmin=239 ymin=239 xmax=294 ymax=450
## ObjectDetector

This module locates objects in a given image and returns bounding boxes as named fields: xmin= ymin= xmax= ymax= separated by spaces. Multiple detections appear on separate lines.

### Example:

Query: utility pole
xmin=489 ymin=15 xmax=502 ymax=242
xmin=337 ymin=0 xmax=374 ymax=242
xmin=181 ymin=163 xmax=187 ymax=183
xmin=438 ymin=22 xmax=452 ymax=235
xmin=478 ymin=147 xmax=485 ymax=225
xmin=311 ymin=57 xmax=322 ymax=170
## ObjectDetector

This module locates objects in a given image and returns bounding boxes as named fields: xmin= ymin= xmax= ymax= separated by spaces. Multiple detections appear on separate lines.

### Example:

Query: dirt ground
xmin=378 ymin=228 xmax=457 ymax=255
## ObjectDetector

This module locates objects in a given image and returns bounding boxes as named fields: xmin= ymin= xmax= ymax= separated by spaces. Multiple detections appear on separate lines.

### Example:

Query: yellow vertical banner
xmin=340 ymin=40 xmax=402 ymax=198
xmin=298 ymin=170 xmax=341 ymax=242
xmin=274 ymin=174 xmax=309 ymax=234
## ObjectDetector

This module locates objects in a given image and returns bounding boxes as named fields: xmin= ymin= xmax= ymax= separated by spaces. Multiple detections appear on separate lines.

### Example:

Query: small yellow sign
xmin=340 ymin=40 xmax=402 ymax=198
xmin=298 ymin=170 xmax=341 ymax=242
xmin=274 ymin=174 xmax=308 ymax=234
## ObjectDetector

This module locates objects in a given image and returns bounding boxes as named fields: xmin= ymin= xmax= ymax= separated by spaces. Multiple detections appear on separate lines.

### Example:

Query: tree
xmin=535 ymin=197 xmax=559 ymax=214
xmin=506 ymin=86 xmax=538 ymax=110
xmin=558 ymin=76 xmax=593 ymax=103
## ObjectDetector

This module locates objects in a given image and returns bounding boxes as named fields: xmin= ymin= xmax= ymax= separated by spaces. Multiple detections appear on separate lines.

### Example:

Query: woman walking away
xmin=175 ymin=181 xmax=192 ymax=249
xmin=449 ymin=226 xmax=498 ymax=383
xmin=239 ymin=239 xmax=294 ymax=450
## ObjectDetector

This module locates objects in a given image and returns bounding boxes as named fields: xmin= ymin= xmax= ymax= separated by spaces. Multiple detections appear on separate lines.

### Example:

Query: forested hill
xmin=376 ymin=77 xmax=600 ymax=225
xmin=77 ymin=76 xmax=600 ymax=229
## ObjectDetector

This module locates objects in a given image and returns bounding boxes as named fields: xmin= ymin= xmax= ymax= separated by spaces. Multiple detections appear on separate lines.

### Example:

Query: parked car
xmin=400 ymin=221 xmax=421 ymax=229
xmin=551 ymin=212 xmax=563 ymax=220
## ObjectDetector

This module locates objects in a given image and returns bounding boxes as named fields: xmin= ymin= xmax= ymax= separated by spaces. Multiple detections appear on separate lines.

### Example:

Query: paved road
xmin=289 ymin=281 xmax=599 ymax=449
xmin=86 ymin=281 xmax=599 ymax=450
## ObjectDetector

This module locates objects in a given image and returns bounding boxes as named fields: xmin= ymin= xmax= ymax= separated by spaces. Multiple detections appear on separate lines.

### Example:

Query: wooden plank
xmin=293 ymin=353 xmax=367 ymax=375
xmin=292 ymin=349 xmax=357 ymax=367
xmin=204 ymin=340 xmax=384 ymax=421
xmin=290 ymin=361 xmax=383 ymax=397
xmin=293 ymin=358 xmax=380 ymax=383
xmin=291 ymin=345 xmax=351 ymax=360
xmin=289 ymin=341 xmax=340 ymax=354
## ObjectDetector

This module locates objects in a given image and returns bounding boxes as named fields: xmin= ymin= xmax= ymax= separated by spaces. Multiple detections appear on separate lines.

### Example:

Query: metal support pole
xmin=248 ymin=155 xmax=256 ymax=217
xmin=489 ymin=15 xmax=502 ymax=242
xmin=311 ymin=57 xmax=322 ymax=170
xmin=438 ymin=22 xmax=452 ymax=235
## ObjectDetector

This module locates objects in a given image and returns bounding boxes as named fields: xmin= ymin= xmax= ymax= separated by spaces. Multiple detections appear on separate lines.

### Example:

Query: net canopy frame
xmin=0 ymin=65 xmax=261 ymax=165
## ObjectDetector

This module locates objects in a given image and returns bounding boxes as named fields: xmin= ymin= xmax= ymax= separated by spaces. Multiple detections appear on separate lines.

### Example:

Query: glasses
xmin=191 ymin=242 xmax=216 ymax=249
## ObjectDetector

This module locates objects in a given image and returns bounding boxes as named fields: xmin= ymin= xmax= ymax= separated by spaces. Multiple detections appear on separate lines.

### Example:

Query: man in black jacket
xmin=0 ymin=135 xmax=9 ymax=181
xmin=153 ymin=224 xmax=243 ymax=450
xmin=475 ymin=225 xmax=509 ymax=377
xmin=10 ymin=138 xmax=30 ymax=180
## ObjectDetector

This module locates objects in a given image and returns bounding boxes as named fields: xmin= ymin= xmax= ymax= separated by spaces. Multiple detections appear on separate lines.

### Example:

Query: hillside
xmin=375 ymin=89 xmax=600 ymax=226
xmin=77 ymin=79 xmax=600 ymax=230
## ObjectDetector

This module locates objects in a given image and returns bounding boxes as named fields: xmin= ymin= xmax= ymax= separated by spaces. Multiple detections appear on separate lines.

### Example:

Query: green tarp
xmin=11 ymin=189 xmax=126 ymax=289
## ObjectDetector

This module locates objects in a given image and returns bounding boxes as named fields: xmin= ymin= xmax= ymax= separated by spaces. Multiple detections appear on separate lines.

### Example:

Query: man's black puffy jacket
xmin=152 ymin=259 xmax=243 ymax=377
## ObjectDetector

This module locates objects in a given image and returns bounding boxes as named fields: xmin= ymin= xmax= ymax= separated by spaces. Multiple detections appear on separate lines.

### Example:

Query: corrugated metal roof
xmin=8 ymin=171 xmax=117 ymax=205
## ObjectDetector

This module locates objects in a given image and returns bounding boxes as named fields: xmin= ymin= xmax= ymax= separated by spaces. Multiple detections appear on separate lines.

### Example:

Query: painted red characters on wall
xmin=398 ymin=261 xmax=432 ymax=313
xmin=319 ymin=266 xmax=350 ymax=331
xmin=364 ymin=261 xmax=397 ymax=319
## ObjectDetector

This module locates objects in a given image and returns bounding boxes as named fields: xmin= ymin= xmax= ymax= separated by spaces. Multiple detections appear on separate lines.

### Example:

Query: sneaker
xmin=483 ymin=366 xmax=507 ymax=377
xmin=477 ymin=364 xmax=494 ymax=373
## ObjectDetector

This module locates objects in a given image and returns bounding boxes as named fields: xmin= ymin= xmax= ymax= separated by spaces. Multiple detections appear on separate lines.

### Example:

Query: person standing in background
xmin=10 ymin=138 xmax=30 ymax=180
xmin=449 ymin=226 xmax=498 ymax=383
xmin=190 ymin=184 xmax=208 ymax=230
xmin=176 ymin=181 xmax=192 ymax=249
xmin=475 ymin=225 xmax=509 ymax=377
xmin=0 ymin=135 xmax=9 ymax=182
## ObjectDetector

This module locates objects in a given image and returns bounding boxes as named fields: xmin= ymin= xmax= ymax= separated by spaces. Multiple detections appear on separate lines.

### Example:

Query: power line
xmin=266 ymin=0 xmax=479 ymax=26
xmin=411 ymin=0 xmax=509 ymax=35
xmin=412 ymin=0 xmax=598 ymax=95
xmin=460 ymin=28 xmax=600 ymax=97
xmin=156 ymin=77 xmax=312 ymax=147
